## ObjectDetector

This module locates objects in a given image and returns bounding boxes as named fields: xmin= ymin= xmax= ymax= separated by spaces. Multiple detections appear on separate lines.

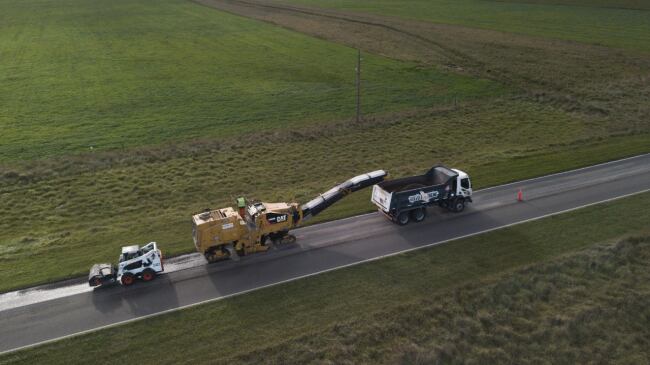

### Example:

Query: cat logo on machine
xmin=267 ymin=213 xmax=288 ymax=224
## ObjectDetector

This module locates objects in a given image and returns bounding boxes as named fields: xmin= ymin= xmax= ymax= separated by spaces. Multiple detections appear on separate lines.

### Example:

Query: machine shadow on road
xmin=197 ymin=206 xmax=488 ymax=298
xmin=87 ymin=203 xmax=538 ymax=318
xmin=202 ymin=236 xmax=379 ymax=298
xmin=91 ymin=275 xmax=180 ymax=317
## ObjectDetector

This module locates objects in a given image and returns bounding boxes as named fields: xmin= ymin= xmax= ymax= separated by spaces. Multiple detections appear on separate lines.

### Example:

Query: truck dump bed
xmin=378 ymin=166 xmax=457 ymax=192
xmin=372 ymin=166 xmax=458 ymax=213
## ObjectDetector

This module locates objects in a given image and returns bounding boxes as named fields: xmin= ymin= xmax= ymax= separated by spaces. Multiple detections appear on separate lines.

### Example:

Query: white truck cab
xmin=452 ymin=169 xmax=473 ymax=199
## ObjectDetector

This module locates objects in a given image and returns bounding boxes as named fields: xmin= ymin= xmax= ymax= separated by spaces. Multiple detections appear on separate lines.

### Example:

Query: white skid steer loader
xmin=88 ymin=242 xmax=164 ymax=287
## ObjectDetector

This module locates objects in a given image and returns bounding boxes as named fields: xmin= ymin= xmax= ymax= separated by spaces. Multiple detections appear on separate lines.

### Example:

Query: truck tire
xmin=452 ymin=198 xmax=465 ymax=212
xmin=410 ymin=208 xmax=426 ymax=223
xmin=396 ymin=211 xmax=410 ymax=225
xmin=121 ymin=273 xmax=135 ymax=286
xmin=141 ymin=269 xmax=155 ymax=282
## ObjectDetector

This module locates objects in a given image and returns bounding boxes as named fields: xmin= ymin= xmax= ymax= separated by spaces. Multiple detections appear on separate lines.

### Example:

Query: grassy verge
xmin=246 ymin=235 xmax=650 ymax=364
xmin=2 ymin=192 xmax=649 ymax=364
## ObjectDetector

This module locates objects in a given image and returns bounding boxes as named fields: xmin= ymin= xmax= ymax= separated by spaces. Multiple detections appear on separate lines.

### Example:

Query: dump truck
xmin=88 ymin=242 xmax=164 ymax=287
xmin=192 ymin=170 xmax=387 ymax=263
xmin=371 ymin=165 xmax=472 ymax=225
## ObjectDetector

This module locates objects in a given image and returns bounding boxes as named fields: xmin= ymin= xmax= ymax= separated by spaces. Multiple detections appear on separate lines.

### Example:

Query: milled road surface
xmin=1 ymin=154 xmax=649 ymax=354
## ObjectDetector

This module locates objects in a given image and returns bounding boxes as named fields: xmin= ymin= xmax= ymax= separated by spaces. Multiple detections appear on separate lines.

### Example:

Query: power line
xmin=356 ymin=49 xmax=361 ymax=123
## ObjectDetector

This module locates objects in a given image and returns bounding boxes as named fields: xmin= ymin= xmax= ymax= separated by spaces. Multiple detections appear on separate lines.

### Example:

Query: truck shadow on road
xmin=392 ymin=205 xmax=544 ymax=264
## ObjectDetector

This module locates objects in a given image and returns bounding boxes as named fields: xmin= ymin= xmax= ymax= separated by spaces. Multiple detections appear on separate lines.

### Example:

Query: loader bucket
xmin=88 ymin=263 xmax=116 ymax=287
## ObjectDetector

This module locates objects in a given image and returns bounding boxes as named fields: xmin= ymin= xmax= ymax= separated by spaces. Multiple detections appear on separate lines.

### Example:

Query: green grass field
xmin=2 ymin=192 xmax=648 ymax=364
xmin=0 ymin=0 xmax=500 ymax=162
xmin=280 ymin=0 xmax=650 ymax=52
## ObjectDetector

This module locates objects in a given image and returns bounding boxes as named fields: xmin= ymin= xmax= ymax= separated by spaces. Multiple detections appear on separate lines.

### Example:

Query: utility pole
xmin=356 ymin=49 xmax=361 ymax=123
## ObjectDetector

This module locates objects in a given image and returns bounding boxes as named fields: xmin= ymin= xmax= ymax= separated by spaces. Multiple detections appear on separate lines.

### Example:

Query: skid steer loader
xmin=88 ymin=242 xmax=164 ymax=287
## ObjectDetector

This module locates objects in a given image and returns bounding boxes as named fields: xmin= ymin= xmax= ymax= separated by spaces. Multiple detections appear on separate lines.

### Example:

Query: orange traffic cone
xmin=517 ymin=188 xmax=523 ymax=202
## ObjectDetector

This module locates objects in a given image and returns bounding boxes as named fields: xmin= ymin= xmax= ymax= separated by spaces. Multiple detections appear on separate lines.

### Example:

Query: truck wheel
xmin=121 ymin=273 xmax=135 ymax=286
xmin=453 ymin=198 xmax=465 ymax=212
xmin=141 ymin=269 xmax=155 ymax=282
xmin=396 ymin=211 xmax=410 ymax=225
xmin=410 ymin=208 xmax=426 ymax=223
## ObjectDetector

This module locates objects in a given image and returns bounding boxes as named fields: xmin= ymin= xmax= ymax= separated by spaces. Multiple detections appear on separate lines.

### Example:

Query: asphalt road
xmin=1 ymin=154 xmax=649 ymax=354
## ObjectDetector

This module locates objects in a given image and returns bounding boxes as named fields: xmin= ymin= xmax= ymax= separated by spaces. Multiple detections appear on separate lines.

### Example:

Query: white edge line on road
xmin=2 ymin=187 xmax=649 ymax=356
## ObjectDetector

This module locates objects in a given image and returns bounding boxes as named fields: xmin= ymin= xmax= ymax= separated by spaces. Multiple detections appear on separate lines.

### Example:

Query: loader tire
xmin=121 ymin=273 xmax=135 ymax=286
xmin=396 ymin=211 xmax=410 ymax=225
xmin=141 ymin=269 xmax=155 ymax=282
xmin=410 ymin=208 xmax=426 ymax=223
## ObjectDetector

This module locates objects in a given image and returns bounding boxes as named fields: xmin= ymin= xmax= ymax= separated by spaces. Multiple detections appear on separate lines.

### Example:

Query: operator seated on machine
xmin=119 ymin=245 xmax=142 ymax=262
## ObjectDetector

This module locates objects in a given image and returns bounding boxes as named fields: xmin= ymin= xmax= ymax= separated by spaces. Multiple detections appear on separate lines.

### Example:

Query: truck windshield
xmin=461 ymin=178 xmax=471 ymax=189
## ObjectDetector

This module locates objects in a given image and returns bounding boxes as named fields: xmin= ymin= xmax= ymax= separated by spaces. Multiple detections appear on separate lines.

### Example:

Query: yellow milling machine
xmin=191 ymin=170 xmax=387 ymax=263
